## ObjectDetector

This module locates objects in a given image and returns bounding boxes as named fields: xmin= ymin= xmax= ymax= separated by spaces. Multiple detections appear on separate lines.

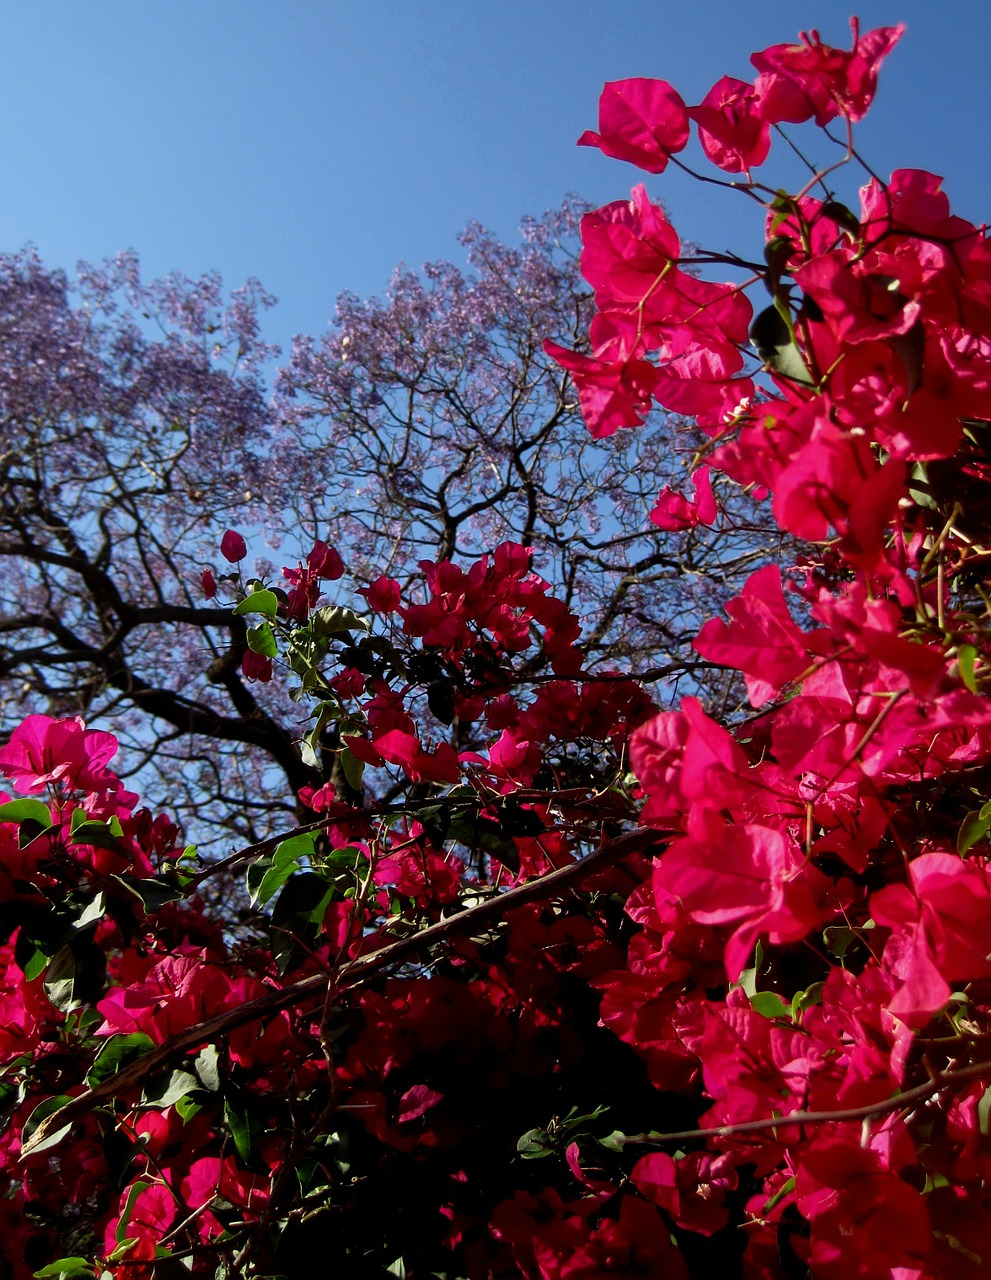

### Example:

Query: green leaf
xmin=823 ymin=924 xmax=860 ymax=964
xmin=246 ymin=621 xmax=279 ymax=657
xmin=310 ymin=605 xmax=370 ymax=637
xmin=340 ymin=744 xmax=364 ymax=792
xmin=44 ymin=937 xmax=106 ymax=1013
xmin=20 ymin=944 xmax=50 ymax=982
xmin=75 ymin=893 xmax=107 ymax=930
xmin=86 ymin=1033 xmax=155 ymax=1087
xmin=792 ymin=982 xmax=825 ymax=1018
xmin=769 ymin=191 xmax=796 ymax=232
xmin=70 ymin=818 xmax=128 ymax=855
xmin=516 ymin=1128 xmax=554 ymax=1158
xmin=736 ymin=940 xmax=763 ymax=998
xmin=16 ymin=817 xmax=50 ymax=848
xmin=22 ymin=1095 xmax=74 ymax=1153
xmin=958 ymin=809 xmax=991 ymax=855
xmin=142 ymin=1069 xmax=199 ymax=1110
xmin=0 ymin=798 xmax=52 ymax=827
xmin=249 ymin=832 xmax=316 ymax=907
xmin=109 ymin=874 xmax=185 ymax=913
xmin=820 ymin=200 xmax=860 ymax=236
xmin=958 ymin=644 xmax=979 ymax=694
xmin=33 ymin=1257 xmax=96 ymax=1279
xmin=115 ymin=1180 xmax=151 ymax=1244
xmin=175 ymin=1095 xmax=203 ymax=1122
xmin=978 ymin=1085 xmax=991 ymax=1137
xmin=751 ymin=990 xmax=790 ymax=1020
xmin=224 ymin=1095 xmax=254 ymax=1162
xmin=761 ymin=1175 xmax=797 ymax=1216
xmin=268 ymin=872 xmax=337 ymax=974
xmin=194 ymin=1044 xmax=222 ymax=1092
xmin=762 ymin=234 xmax=793 ymax=296
xmin=233 ymin=589 xmax=279 ymax=618
xmin=750 ymin=304 xmax=814 ymax=385
xmin=596 ymin=1130 xmax=628 ymax=1152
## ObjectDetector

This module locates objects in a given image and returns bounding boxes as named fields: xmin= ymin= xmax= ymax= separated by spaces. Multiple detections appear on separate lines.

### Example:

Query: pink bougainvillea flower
xmin=631 ymin=1150 xmax=736 ymax=1236
xmin=373 ymin=727 xmax=463 ymax=783
xmin=794 ymin=249 xmax=922 ymax=347
xmin=220 ymin=528 xmax=247 ymax=562
xmin=578 ymin=78 xmax=690 ymax=173
xmin=200 ymin=567 xmax=217 ymax=598
xmin=654 ymin=814 xmax=834 ymax=979
xmin=0 ymin=714 xmax=119 ymax=795
xmin=751 ymin=18 xmax=905 ymax=126
xmin=182 ymin=1156 xmax=271 ymax=1217
xmin=241 ymin=650 xmax=273 ymax=682
xmin=693 ymin=564 xmax=813 ymax=707
xmin=360 ymin=574 xmax=402 ymax=613
xmin=649 ymin=464 xmax=717 ymax=531
xmin=688 ymin=76 xmax=771 ymax=173
xmin=306 ymin=537 xmax=344 ymax=579
xmin=794 ymin=1132 xmax=931 ymax=1279
xmin=629 ymin=696 xmax=751 ymax=829
xmin=543 ymin=338 xmax=658 ymax=438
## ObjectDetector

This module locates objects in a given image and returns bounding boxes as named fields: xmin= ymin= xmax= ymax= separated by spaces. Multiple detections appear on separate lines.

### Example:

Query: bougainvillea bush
xmin=2 ymin=16 xmax=990 ymax=1279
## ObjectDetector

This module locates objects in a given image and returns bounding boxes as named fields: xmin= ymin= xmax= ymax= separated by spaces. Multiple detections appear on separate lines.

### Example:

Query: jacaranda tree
xmin=2 ymin=16 xmax=989 ymax=1280
xmin=0 ymin=205 xmax=750 ymax=855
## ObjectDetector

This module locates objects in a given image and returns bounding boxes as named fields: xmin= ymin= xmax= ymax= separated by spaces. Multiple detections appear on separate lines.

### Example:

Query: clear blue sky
xmin=0 ymin=1 xmax=986 ymax=359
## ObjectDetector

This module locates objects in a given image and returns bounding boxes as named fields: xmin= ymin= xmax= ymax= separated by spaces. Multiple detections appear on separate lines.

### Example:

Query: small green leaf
xmin=87 ymin=1033 xmax=155 ymax=1088
xmin=33 ymin=1256 xmax=95 ymax=1278
xmin=233 ymin=589 xmax=279 ymax=618
xmin=340 ymin=744 xmax=364 ymax=792
xmin=762 ymin=234 xmax=793 ymax=295
xmin=268 ymin=872 xmax=337 ymax=973
xmin=70 ymin=818 xmax=128 ymax=855
xmin=115 ymin=1181 xmax=151 ymax=1244
xmin=958 ymin=644 xmax=980 ymax=694
xmin=761 ymin=1175 xmax=797 ymax=1215
xmin=516 ymin=1128 xmax=554 ymax=1158
xmin=978 ymin=1085 xmax=991 ymax=1137
xmin=248 ymin=831 xmax=316 ymax=907
xmin=736 ymin=940 xmax=763 ymax=998
xmin=22 ymin=1095 xmax=74 ymax=1153
xmin=194 ymin=1044 xmax=222 ymax=1092
xmin=224 ymin=1095 xmax=253 ymax=1162
xmin=792 ymin=981 xmax=825 ymax=1018
xmin=44 ymin=938 xmax=106 ymax=1013
xmin=596 ymin=1130 xmax=628 ymax=1152
xmin=769 ymin=191 xmax=796 ymax=232
xmin=175 ymin=1095 xmax=203 ymax=1122
xmin=142 ymin=1069 xmax=199 ymax=1110
xmin=75 ymin=893 xmax=107 ymax=929
xmin=110 ymin=875 xmax=185 ymax=912
xmin=310 ymin=605 xmax=370 ymax=636
xmin=958 ymin=809 xmax=991 ymax=855
xmin=751 ymin=990 xmax=790 ymax=1020
xmin=820 ymin=200 xmax=860 ymax=236
xmin=246 ymin=621 xmax=279 ymax=657
xmin=750 ymin=304 xmax=814 ymax=385
xmin=20 ymin=944 xmax=50 ymax=982
xmin=0 ymin=799 xmax=52 ymax=827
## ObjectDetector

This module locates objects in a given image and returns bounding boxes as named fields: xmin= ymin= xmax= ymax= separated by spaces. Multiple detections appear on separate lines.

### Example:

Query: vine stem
xmin=617 ymin=1056 xmax=991 ymax=1147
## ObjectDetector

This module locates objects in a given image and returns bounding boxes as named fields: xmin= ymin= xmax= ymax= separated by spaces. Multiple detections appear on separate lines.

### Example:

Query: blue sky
xmin=0 ymin=1 xmax=986 ymax=359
